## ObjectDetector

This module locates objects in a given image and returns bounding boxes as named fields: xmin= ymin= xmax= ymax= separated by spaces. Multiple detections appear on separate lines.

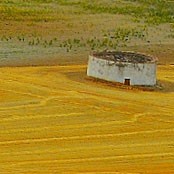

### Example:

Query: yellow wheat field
xmin=0 ymin=64 xmax=173 ymax=174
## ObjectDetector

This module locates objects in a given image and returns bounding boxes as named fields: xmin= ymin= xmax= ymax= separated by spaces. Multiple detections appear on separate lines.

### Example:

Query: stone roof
xmin=91 ymin=50 xmax=158 ymax=63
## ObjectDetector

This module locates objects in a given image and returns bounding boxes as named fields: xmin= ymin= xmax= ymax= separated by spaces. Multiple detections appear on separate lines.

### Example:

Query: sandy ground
xmin=0 ymin=62 xmax=173 ymax=174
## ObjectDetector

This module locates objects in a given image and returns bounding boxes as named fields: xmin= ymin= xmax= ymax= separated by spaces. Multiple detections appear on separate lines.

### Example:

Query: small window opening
xmin=124 ymin=78 xmax=130 ymax=85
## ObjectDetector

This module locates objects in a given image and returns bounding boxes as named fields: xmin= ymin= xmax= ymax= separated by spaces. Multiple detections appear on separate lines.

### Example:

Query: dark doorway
xmin=124 ymin=78 xmax=130 ymax=85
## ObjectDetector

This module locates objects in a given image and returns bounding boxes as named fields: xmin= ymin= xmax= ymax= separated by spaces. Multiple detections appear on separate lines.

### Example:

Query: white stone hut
xmin=87 ymin=51 xmax=158 ymax=86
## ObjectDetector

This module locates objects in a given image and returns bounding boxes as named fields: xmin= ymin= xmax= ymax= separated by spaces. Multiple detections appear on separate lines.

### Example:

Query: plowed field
xmin=0 ymin=64 xmax=173 ymax=174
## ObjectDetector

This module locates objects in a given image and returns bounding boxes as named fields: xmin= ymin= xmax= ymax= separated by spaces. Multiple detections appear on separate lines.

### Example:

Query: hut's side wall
xmin=87 ymin=56 xmax=157 ymax=85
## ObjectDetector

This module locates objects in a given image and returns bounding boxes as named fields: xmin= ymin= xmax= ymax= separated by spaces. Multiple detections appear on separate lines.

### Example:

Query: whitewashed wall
xmin=87 ymin=55 xmax=157 ymax=86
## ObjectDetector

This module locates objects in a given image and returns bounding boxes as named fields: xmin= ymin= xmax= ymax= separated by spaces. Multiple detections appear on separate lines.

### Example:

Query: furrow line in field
xmin=0 ymin=78 xmax=58 ymax=94
xmin=0 ymin=112 xmax=83 ymax=122
xmin=74 ymin=172 xmax=139 ymax=174
xmin=0 ymin=88 xmax=45 ymax=99
xmin=0 ymin=128 xmax=173 ymax=145
xmin=0 ymin=141 xmax=173 ymax=155
xmin=2 ymin=152 xmax=174 ymax=166
xmin=77 ymin=91 xmax=174 ymax=112
xmin=0 ymin=96 xmax=65 ymax=110
xmin=0 ymin=114 xmax=144 ymax=133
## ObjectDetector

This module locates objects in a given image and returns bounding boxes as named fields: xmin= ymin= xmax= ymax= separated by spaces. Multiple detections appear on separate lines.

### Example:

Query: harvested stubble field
xmin=0 ymin=0 xmax=174 ymax=173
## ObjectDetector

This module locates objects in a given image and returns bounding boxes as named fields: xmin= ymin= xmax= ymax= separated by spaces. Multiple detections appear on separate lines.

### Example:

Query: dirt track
xmin=0 ymin=64 xmax=173 ymax=174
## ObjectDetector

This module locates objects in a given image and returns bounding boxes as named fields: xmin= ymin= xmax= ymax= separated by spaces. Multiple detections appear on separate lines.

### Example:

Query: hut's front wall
xmin=87 ymin=56 xmax=157 ymax=86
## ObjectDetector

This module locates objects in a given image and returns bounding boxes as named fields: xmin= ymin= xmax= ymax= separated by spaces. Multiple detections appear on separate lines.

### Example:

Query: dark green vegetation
xmin=1 ymin=0 xmax=174 ymax=24
xmin=0 ymin=27 xmax=146 ymax=51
